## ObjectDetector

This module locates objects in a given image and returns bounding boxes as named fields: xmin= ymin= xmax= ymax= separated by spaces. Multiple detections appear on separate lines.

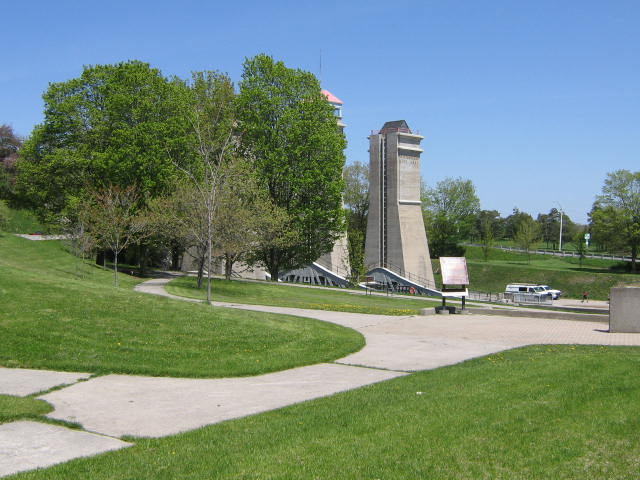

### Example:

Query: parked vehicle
xmin=505 ymin=284 xmax=553 ymax=299
xmin=504 ymin=284 xmax=553 ymax=304
xmin=538 ymin=285 xmax=562 ymax=300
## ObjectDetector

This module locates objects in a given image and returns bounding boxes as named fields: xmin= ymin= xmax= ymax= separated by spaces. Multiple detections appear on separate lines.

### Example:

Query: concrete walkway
xmin=3 ymin=277 xmax=640 ymax=477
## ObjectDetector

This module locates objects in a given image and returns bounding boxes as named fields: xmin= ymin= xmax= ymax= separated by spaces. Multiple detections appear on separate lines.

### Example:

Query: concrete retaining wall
xmin=609 ymin=287 xmax=640 ymax=333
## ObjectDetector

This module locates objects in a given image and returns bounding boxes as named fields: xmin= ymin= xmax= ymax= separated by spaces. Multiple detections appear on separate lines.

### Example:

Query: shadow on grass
xmin=567 ymin=267 xmax=617 ymax=274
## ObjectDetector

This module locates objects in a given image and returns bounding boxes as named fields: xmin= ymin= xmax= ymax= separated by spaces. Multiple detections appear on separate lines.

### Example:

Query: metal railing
xmin=467 ymin=291 xmax=505 ymax=302
xmin=312 ymin=258 xmax=351 ymax=282
xmin=461 ymin=243 xmax=635 ymax=263
xmin=366 ymin=261 xmax=438 ymax=291
xmin=503 ymin=292 xmax=553 ymax=305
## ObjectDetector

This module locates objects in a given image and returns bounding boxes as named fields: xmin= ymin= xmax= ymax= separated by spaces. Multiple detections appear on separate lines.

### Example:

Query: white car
xmin=539 ymin=285 xmax=562 ymax=300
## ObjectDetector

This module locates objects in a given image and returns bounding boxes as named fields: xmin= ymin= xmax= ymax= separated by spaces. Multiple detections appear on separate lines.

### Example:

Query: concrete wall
xmin=317 ymin=232 xmax=350 ymax=279
xmin=365 ymin=134 xmax=382 ymax=267
xmin=385 ymin=132 xmax=404 ymax=270
xmin=609 ymin=287 xmax=640 ymax=333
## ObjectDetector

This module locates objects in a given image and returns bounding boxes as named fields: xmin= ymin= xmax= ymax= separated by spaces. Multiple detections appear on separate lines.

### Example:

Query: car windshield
xmin=533 ymin=287 xmax=546 ymax=293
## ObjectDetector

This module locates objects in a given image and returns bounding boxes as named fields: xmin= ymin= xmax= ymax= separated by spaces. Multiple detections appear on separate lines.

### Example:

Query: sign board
xmin=440 ymin=257 xmax=469 ymax=286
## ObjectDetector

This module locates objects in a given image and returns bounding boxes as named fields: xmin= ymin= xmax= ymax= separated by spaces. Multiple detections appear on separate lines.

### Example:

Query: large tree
xmin=212 ymin=159 xmax=291 ymax=280
xmin=172 ymin=70 xmax=237 ymax=302
xmin=536 ymin=208 xmax=578 ymax=250
xmin=590 ymin=169 xmax=640 ymax=271
xmin=514 ymin=215 xmax=540 ymax=264
xmin=343 ymin=161 xmax=369 ymax=282
xmin=16 ymin=60 xmax=191 ymax=221
xmin=81 ymin=184 xmax=148 ymax=287
xmin=237 ymin=54 xmax=347 ymax=280
xmin=421 ymin=177 xmax=480 ymax=257
xmin=0 ymin=124 xmax=22 ymax=200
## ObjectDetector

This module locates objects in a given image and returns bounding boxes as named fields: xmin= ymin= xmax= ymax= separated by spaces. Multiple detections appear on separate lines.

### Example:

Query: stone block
xmin=609 ymin=287 xmax=640 ymax=333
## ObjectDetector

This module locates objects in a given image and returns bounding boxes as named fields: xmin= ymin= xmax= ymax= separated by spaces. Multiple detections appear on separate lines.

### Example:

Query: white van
xmin=505 ymin=284 xmax=553 ymax=298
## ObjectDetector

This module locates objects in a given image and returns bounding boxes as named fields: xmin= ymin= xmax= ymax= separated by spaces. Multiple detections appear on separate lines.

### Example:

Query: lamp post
xmin=555 ymin=202 xmax=564 ymax=251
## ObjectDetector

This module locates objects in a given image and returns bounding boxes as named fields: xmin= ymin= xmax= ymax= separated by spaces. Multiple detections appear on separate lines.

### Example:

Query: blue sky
xmin=4 ymin=0 xmax=639 ymax=223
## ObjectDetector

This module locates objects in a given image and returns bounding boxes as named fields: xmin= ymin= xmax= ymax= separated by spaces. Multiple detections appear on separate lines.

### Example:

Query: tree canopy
xmin=421 ymin=177 xmax=480 ymax=257
xmin=590 ymin=169 xmax=640 ymax=271
xmin=343 ymin=161 xmax=369 ymax=281
xmin=0 ymin=124 xmax=22 ymax=200
xmin=237 ymin=54 xmax=347 ymax=279
xmin=16 ymin=60 xmax=191 ymax=220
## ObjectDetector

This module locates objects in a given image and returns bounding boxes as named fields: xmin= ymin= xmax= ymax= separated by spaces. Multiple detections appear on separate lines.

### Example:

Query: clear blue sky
xmin=4 ymin=0 xmax=639 ymax=223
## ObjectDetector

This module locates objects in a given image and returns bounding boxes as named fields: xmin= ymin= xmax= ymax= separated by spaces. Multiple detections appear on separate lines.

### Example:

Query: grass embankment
xmin=166 ymin=275 xmax=440 ymax=315
xmin=11 ymin=345 xmax=640 ymax=479
xmin=464 ymin=246 xmax=640 ymax=300
xmin=0 ymin=234 xmax=363 ymax=377
xmin=2 ymin=207 xmax=48 ymax=234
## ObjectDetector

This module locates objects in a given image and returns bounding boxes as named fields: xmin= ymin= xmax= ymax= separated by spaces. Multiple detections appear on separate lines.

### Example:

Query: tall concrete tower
xmin=365 ymin=120 xmax=435 ymax=287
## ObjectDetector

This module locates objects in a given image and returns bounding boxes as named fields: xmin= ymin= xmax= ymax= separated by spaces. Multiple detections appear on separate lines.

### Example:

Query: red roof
xmin=321 ymin=89 xmax=343 ymax=105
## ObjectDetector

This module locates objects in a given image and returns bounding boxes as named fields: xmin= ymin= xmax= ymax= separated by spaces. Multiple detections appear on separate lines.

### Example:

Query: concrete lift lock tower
xmin=365 ymin=120 xmax=435 ymax=289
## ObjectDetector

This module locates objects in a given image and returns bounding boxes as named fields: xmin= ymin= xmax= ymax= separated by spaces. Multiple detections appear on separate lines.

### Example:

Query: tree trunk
xmin=267 ymin=249 xmax=280 ymax=282
xmin=197 ymin=256 xmax=205 ymax=289
xmin=114 ymin=250 xmax=119 ymax=288
xmin=96 ymin=250 xmax=105 ymax=268
xmin=224 ymin=254 xmax=234 ymax=281
xmin=139 ymin=243 xmax=148 ymax=277
xmin=206 ymin=222 xmax=212 ymax=303
xmin=171 ymin=245 xmax=182 ymax=270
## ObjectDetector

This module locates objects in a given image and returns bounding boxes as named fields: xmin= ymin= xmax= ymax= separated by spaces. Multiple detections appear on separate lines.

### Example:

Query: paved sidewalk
xmin=3 ymin=276 xmax=640 ymax=477
xmin=0 ymin=422 xmax=130 ymax=478
xmin=0 ymin=367 xmax=90 ymax=396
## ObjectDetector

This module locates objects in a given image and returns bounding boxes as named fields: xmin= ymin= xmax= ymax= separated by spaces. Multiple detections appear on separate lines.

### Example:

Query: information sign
xmin=440 ymin=257 xmax=469 ymax=286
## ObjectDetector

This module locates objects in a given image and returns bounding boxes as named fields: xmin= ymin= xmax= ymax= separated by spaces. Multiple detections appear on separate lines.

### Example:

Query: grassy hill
xmin=461 ymin=246 xmax=640 ymax=300
xmin=0 ymin=233 xmax=363 ymax=377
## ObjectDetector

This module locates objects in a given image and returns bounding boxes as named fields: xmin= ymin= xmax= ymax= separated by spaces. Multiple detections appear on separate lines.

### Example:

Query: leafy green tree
xmin=212 ymin=159 xmax=291 ymax=281
xmin=422 ymin=177 xmax=480 ymax=257
xmin=536 ymin=208 xmax=578 ymax=250
xmin=471 ymin=210 xmax=504 ymax=241
xmin=590 ymin=170 xmax=640 ymax=271
xmin=514 ymin=215 xmax=540 ymax=264
xmin=574 ymin=230 xmax=587 ymax=269
xmin=81 ymin=185 xmax=148 ymax=287
xmin=16 ymin=60 xmax=191 ymax=221
xmin=173 ymin=70 xmax=237 ymax=301
xmin=237 ymin=54 xmax=347 ymax=280
xmin=343 ymin=161 xmax=369 ymax=281
xmin=0 ymin=124 xmax=22 ymax=201
xmin=504 ymin=208 xmax=533 ymax=240
xmin=479 ymin=215 xmax=495 ymax=261
xmin=147 ymin=181 xmax=209 ymax=287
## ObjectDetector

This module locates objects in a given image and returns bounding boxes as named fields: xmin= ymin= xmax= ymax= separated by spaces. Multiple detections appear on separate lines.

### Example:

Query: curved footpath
xmin=2 ymin=278 xmax=640 ymax=477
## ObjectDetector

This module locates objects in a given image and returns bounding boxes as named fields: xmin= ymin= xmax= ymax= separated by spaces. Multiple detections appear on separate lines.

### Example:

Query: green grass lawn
xmin=0 ymin=234 xmax=364 ymax=377
xmin=463 ymin=246 xmax=640 ymax=300
xmin=10 ymin=345 xmax=640 ymax=479
xmin=2 ymin=207 xmax=49 ymax=234
xmin=166 ymin=275 xmax=440 ymax=315
xmin=0 ymin=395 xmax=52 ymax=424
